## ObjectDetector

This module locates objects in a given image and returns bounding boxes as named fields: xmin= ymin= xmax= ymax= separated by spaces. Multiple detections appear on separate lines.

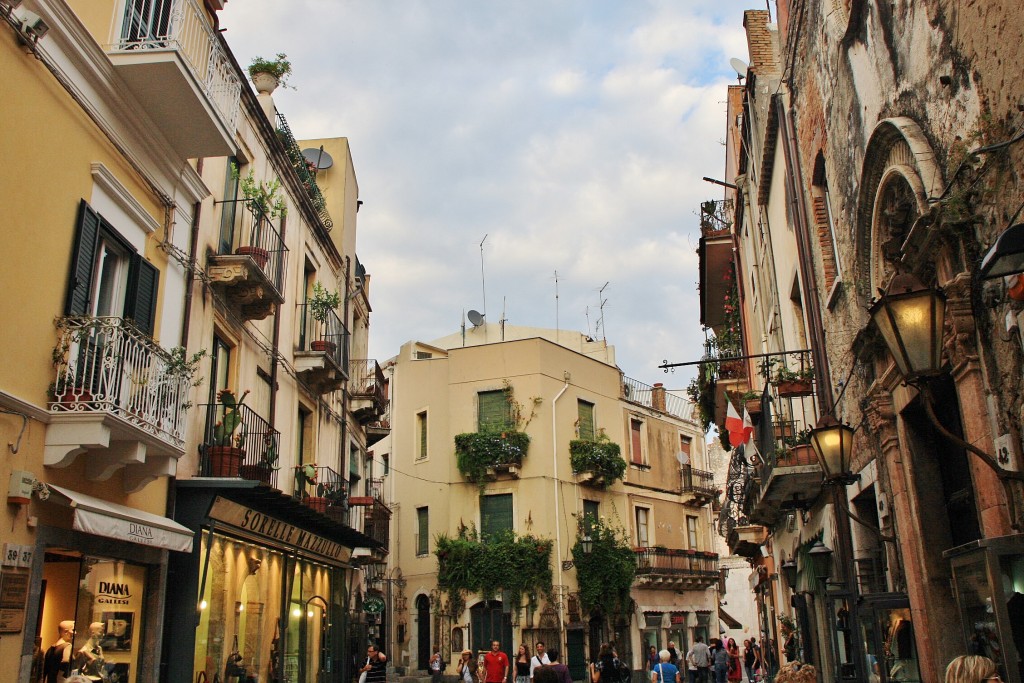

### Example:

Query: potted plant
xmin=736 ymin=390 xmax=763 ymax=417
xmin=781 ymin=428 xmax=815 ymax=466
xmin=296 ymin=463 xmax=330 ymax=512
xmin=208 ymin=389 xmax=250 ymax=477
xmin=231 ymin=164 xmax=286 ymax=268
xmin=248 ymin=53 xmax=293 ymax=94
xmin=307 ymin=281 xmax=341 ymax=353
xmin=774 ymin=365 xmax=815 ymax=398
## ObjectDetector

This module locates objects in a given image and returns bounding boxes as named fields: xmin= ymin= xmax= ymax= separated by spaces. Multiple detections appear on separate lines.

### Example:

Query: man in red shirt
xmin=484 ymin=640 xmax=510 ymax=683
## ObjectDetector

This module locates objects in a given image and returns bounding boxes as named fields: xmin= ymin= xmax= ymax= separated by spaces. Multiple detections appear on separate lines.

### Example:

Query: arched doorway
xmin=417 ymin=595 xmax=431 ymax=671
xmin=470 ymin=600 xmax=512 ymax=653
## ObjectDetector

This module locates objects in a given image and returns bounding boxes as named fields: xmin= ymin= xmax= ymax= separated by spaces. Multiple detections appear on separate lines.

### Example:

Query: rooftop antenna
xmin=554 ymin=270 xmax=560 ymax=336
xmin=479 ymin=234 xmax=488 ymax=320
xmin=585 ymin=305 xmax=592 ymax=339
xmin=597 ymin=282 xmax=610 ymax=343
xmin=461 ymin=309 xmax=466 ymax=346
xmin=501 ymin=296 xmax=507 ymax=341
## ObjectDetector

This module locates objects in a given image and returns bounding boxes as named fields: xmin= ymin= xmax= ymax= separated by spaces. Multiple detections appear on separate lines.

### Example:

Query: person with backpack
xmin=530 ymin=642 xmax=551 ymax=681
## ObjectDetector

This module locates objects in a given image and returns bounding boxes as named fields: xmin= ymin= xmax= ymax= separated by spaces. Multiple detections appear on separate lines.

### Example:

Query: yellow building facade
xmin=381 ymin=325 xmax=719 ymax=676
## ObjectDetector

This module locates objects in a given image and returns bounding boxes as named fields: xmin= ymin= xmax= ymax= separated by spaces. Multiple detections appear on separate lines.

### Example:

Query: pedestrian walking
xmin=484 ymin=641 xmax=510 ymax=683
xmin=458 ymin=649 xmax=478 ymax=683
xmin=944 ymin=655 xmax=1000 ymax=683
xmin=648 ymin=646 xmax=659 ymax=670
xmin=515 ymin=645 xmax=531 ymax=683
xmin=591 ymin=642 xmax=627 ymax=683
xmin=712 ymin=642 xmax=729 ymax=683
xmin=431 ymin=647 xmax=446 ymax=683
xmin=742 ymin=641 xmax=754 ymax=683
xmin=668 ymin=642 xmax=679 ymax=666
xmin=686 ymin=636 xmax=711 ymax=683
xmin=531 ymin=642 xmax=551 ymax=681
xmin=362 ymin=645 xmax=388 ymax=683
xmin=726 ymin=639 xmax=741 ymax=682
xmin=546 ymin=649 xmax=573 ymax=683
xmin=651 ymin=650 xmax=680 ymax=683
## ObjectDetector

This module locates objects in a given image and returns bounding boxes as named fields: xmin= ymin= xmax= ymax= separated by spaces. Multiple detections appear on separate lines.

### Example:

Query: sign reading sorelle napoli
xmin=209 ymin=497 xmax=353 ymax=565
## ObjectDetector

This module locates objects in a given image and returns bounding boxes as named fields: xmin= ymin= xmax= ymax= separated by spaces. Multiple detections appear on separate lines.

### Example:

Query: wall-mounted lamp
xmin=868 ymin=272 xmax=946 ymax=380
xmin=808 ymin=415 xmax=857 ymax=485
xmin=979 ymin=223 xmax=1024 ymax=279
xmin=780 ymin=558 xmax=798 ymax=590
xmin=581 ymin=535 xmax=594 ymax=555
xmin=808 ymin=540 xmax=834 ymax=583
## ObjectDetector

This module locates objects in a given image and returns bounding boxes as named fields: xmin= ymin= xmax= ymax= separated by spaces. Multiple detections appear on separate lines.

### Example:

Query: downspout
xmin=551 ymin=372 xmax=570 ymax=650
xmin=179 ymin=200 xmax=202 ymax=348
xmin=268 ymin=214 xmax=286 ymax=429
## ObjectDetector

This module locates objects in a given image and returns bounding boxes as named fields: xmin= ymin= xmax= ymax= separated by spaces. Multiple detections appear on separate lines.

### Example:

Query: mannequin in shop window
xmin=43 ymin=621 xmax=75 ymax=683
xmin=75 ymin=622 xmax=107 ymax=681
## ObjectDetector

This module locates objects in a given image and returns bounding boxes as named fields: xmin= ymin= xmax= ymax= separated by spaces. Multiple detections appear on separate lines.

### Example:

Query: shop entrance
xmin=470 ymin=600 xmax=512 ymax=653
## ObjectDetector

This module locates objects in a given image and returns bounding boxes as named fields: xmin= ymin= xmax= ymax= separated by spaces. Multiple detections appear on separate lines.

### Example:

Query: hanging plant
xmin=571 ymin=516 xmax=635 ymax=616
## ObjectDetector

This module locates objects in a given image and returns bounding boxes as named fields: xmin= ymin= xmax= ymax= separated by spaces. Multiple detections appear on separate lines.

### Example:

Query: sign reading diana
xmin=210 ymin=497 xmax=353 ymax=565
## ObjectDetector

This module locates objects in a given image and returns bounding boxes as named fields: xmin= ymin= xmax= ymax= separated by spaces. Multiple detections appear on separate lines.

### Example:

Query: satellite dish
xmin=467 ymin=310 xmax=485 ymax=327
xmin=676 ymin=451 xmax=690 ymax=465
xmin=729 ymin=58 xmax=749 ymax=78
xmin=301 ymin=147 xmax=334 ymax=170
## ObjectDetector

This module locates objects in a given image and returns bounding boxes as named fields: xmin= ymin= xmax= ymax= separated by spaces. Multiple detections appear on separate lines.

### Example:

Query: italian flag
xmin=725 ymin=401 xmax=753 ymax=447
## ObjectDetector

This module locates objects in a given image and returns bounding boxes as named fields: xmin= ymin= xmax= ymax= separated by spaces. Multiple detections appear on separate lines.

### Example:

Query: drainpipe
xmin=268 ymin=214 xmax=286 ymax=429
xmin=551 ymin=371 xmax=571 ymax=650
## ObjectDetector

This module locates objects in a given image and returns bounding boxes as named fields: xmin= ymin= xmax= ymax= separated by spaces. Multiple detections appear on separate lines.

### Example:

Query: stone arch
xmin=854 ymin=118 xmax=944 ymax=299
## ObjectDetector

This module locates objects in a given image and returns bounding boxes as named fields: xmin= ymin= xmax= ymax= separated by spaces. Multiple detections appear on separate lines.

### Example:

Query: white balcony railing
xmin=113 ymin=0 xmax=240 ymax=132
xmin=50 ymin=317 xmax=191 ymax=449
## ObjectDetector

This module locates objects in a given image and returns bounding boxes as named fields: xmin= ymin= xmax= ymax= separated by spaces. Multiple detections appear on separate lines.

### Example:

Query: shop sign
xmin=0 ymin=570 xmax=29 ymax=633
xmin=210 ymin=497 xmax=353 ymax=564
xmin=364 ymin=595 xmax=385 ymax=614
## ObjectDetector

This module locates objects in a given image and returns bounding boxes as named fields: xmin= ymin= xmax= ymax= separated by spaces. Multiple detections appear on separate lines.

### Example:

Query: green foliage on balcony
xmin=572 ymin=517 xmax=636 ymax=616
xmin=435 ymin=527 xmax=553 ymax=613
xmin=569 ymin=438 xmax=626 ymax=487
xmin=454 ymin=430 xmax=530 ymax=485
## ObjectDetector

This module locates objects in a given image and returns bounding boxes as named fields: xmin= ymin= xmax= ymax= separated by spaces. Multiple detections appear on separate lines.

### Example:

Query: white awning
xmin=48 ymin=485 xmax=194 ymax=553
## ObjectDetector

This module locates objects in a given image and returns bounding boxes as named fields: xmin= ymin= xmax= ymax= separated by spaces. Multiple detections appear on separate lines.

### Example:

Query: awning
xmin=718 ymin=605 xmax=742 ymax=630
xmin=47 ymin=485 xmax=194 ymax=553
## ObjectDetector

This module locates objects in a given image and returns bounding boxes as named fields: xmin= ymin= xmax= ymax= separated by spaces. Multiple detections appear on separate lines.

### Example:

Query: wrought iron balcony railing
xmin=50 ymin=317 xmax=192 ymax=448
xmin=349 ymin=477 xmax=391 ymax=549
xmin=114 ymin=0 xmax=240 ymax=131
xmin=634 ymin=547 xmax=720 ymax=590
xmin=292 ymin=464 xmax=346 ymax=516
xmin=681 ymin=465 xmax=716 ymax=498
xmin=350 ymin=359 xmax=387 ymax=414
xmin=855 ymin=549 xmax=889 ymax=595
xmin=297 ymin=303 xmax=349 ymax=371
xmin=699 ymin=198 xmax=734 ymax=237
xmin=199 ymin=401 xmax=281 ymax=487
xmin=220 ymin=199 xmax=288 ymax=295
xmin=275 ymin=111 xmax=333 ymax=229
xmin=622 ymin=375 xmax=696 ymax=422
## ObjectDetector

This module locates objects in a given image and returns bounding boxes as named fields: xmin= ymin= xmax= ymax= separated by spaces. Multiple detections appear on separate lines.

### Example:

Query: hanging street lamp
xmin=868 ymin=272 xmax=946 ymax=381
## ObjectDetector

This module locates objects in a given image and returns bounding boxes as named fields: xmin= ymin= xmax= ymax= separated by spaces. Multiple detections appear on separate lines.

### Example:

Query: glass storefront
xmin=40 ymin=552 xmax=147 ymax=683
xmin=860 ymin=598 xmax=921 ymax=683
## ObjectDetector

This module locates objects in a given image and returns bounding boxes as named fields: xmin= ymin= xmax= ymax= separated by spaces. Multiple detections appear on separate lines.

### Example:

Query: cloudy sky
xmin=220 ymin=1 xmax=754 ymax=389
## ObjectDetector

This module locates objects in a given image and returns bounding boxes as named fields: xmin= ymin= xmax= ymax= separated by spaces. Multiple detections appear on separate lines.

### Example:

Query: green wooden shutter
xmin=418 ymin=412 xmax=428 ymax=459
xmin=66 ymin=200 xmax=101 ymax=316
xmin=577 ymin=400 xmax=595 ymax=440
xmin=125 ymin=254 xmax=159 ymax=337
xmin=480 ymin=493 xmax=513 ymax=540
xmin=478 ymin=390 xmax=511 ymax=431
xmin=417 ymin=507 xmax=429 ymax=555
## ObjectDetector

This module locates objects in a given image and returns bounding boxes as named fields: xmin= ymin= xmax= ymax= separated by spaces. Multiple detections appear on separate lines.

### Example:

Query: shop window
xmin=642 ymin=613 xmax=662 ymax=653
xmin=577 ymin=400 xmax=596 ymax=440
xmin=40 ymin=551 xmax=148 ymax=683
xmin=480 ymin=494 xmax=513 ymax=540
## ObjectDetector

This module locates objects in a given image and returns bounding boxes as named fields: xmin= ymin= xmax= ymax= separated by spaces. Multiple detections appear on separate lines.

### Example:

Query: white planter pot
xmin=251 ymin=71 xmax=280 ymax=95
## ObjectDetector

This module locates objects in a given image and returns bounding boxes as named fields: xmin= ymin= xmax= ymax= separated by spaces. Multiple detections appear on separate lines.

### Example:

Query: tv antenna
xmin=595 ymin=282 xmax=610 ymax=343
xmin=479 ymin=234 xmax=488 ymax=319
xmin=554 ymin=270 xmax=560 ymax=335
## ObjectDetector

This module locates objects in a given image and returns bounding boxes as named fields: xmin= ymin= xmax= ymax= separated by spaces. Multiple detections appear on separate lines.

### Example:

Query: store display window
xmin=194 ymin=531 xmax=285 ymax=683
xmin=286 ymin=559 xmax=334 ymax=683
xmin=39 ymin=551 xmax=147 ymax=683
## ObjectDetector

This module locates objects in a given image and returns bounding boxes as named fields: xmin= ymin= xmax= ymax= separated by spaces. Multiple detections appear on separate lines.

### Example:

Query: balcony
xmin=365 ymin=402 xmax=390 ymax=448
xmin=45 ymin=317 xmax=192 ymax=491
xmin=727 ymin=524 xmax=768 ymax=559
xmin=276 ymin=112 xmax=333 ymax=230
xmin=680 ymin=465 xmax=716 ymax=506
xmin=698 ymin=198 xmax=736 ymax=329
xmin=348 ymin=477 xmax=391 ymax=556
xmin=199 ymin=401 xmax=281 ymax=488
xmin=294 ymin=303 xmax=349 ymax=393
xmin=855 ymin=549 xmax=889 ymax=595
xmin=749 ymin=444 xmax=823 ymax=525
xmin=208 ymin=200 xmax=288 ymax=320
xmin=106 ymin=0 xmax=239 ymax=159
xmin=622 ymin=375 xmax=697 ymax=422
xmin=633 ymin=547 xmax=720 ymax=591
xmin=290 ymin=463 xmax=348 ymax=518
xmin=350 ymin=359 xmax=387 ymax=424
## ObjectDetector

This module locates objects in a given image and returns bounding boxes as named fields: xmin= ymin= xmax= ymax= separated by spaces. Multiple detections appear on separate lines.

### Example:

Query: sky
xmin=220 ymin=1 xmax=754 ymax=390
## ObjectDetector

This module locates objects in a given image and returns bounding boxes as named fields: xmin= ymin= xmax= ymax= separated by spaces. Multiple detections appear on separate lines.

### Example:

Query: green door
xmin=567 ymin=630 xmax=586 ymax=681
xmin=470 ymin=601 xmax=513 ymax=659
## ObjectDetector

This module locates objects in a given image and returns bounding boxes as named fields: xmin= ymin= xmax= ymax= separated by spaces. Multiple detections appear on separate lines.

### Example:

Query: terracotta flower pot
xmin=236 ymin=246 xmax=269 ymax=269
xmin=239 ymin=464 xmax=272 ymax=485
xmin=303 ymin=496 xmax=328 ymax=514
xmin=310 ymin=339 xmax=336 ymax=354
xmin=208 ymin=446 xmax=245 ymax=477
xmin=776 ymin=379 xmax=813 ymax=398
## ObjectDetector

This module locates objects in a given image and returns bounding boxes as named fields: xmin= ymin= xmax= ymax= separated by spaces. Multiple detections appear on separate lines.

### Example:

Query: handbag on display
xmin=225 ymin=636 xmax=246 ymax=678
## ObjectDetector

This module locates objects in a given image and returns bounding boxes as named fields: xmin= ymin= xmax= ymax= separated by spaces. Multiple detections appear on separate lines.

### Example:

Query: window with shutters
xmin=478 ymin=390 xmax=513 ymax=432
xmin=577 ymin=400 xmax=596 ymax=441
xmin=630 ymin=418 xmax=645 ymax=465
xmin=480 ymin=493 xmax=513 ymax=540
xmin=65 ymin=200 xmax=159 ymax=337
xmin=416 ymin=411 xmax=428 ymax=460
xmin=635 ymin=507 xmax=650 ymax=547
xmin=686 ymin=516 xmax=699 ymax=550
xmin=417 ymin=507 xmax=429 ymax=556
